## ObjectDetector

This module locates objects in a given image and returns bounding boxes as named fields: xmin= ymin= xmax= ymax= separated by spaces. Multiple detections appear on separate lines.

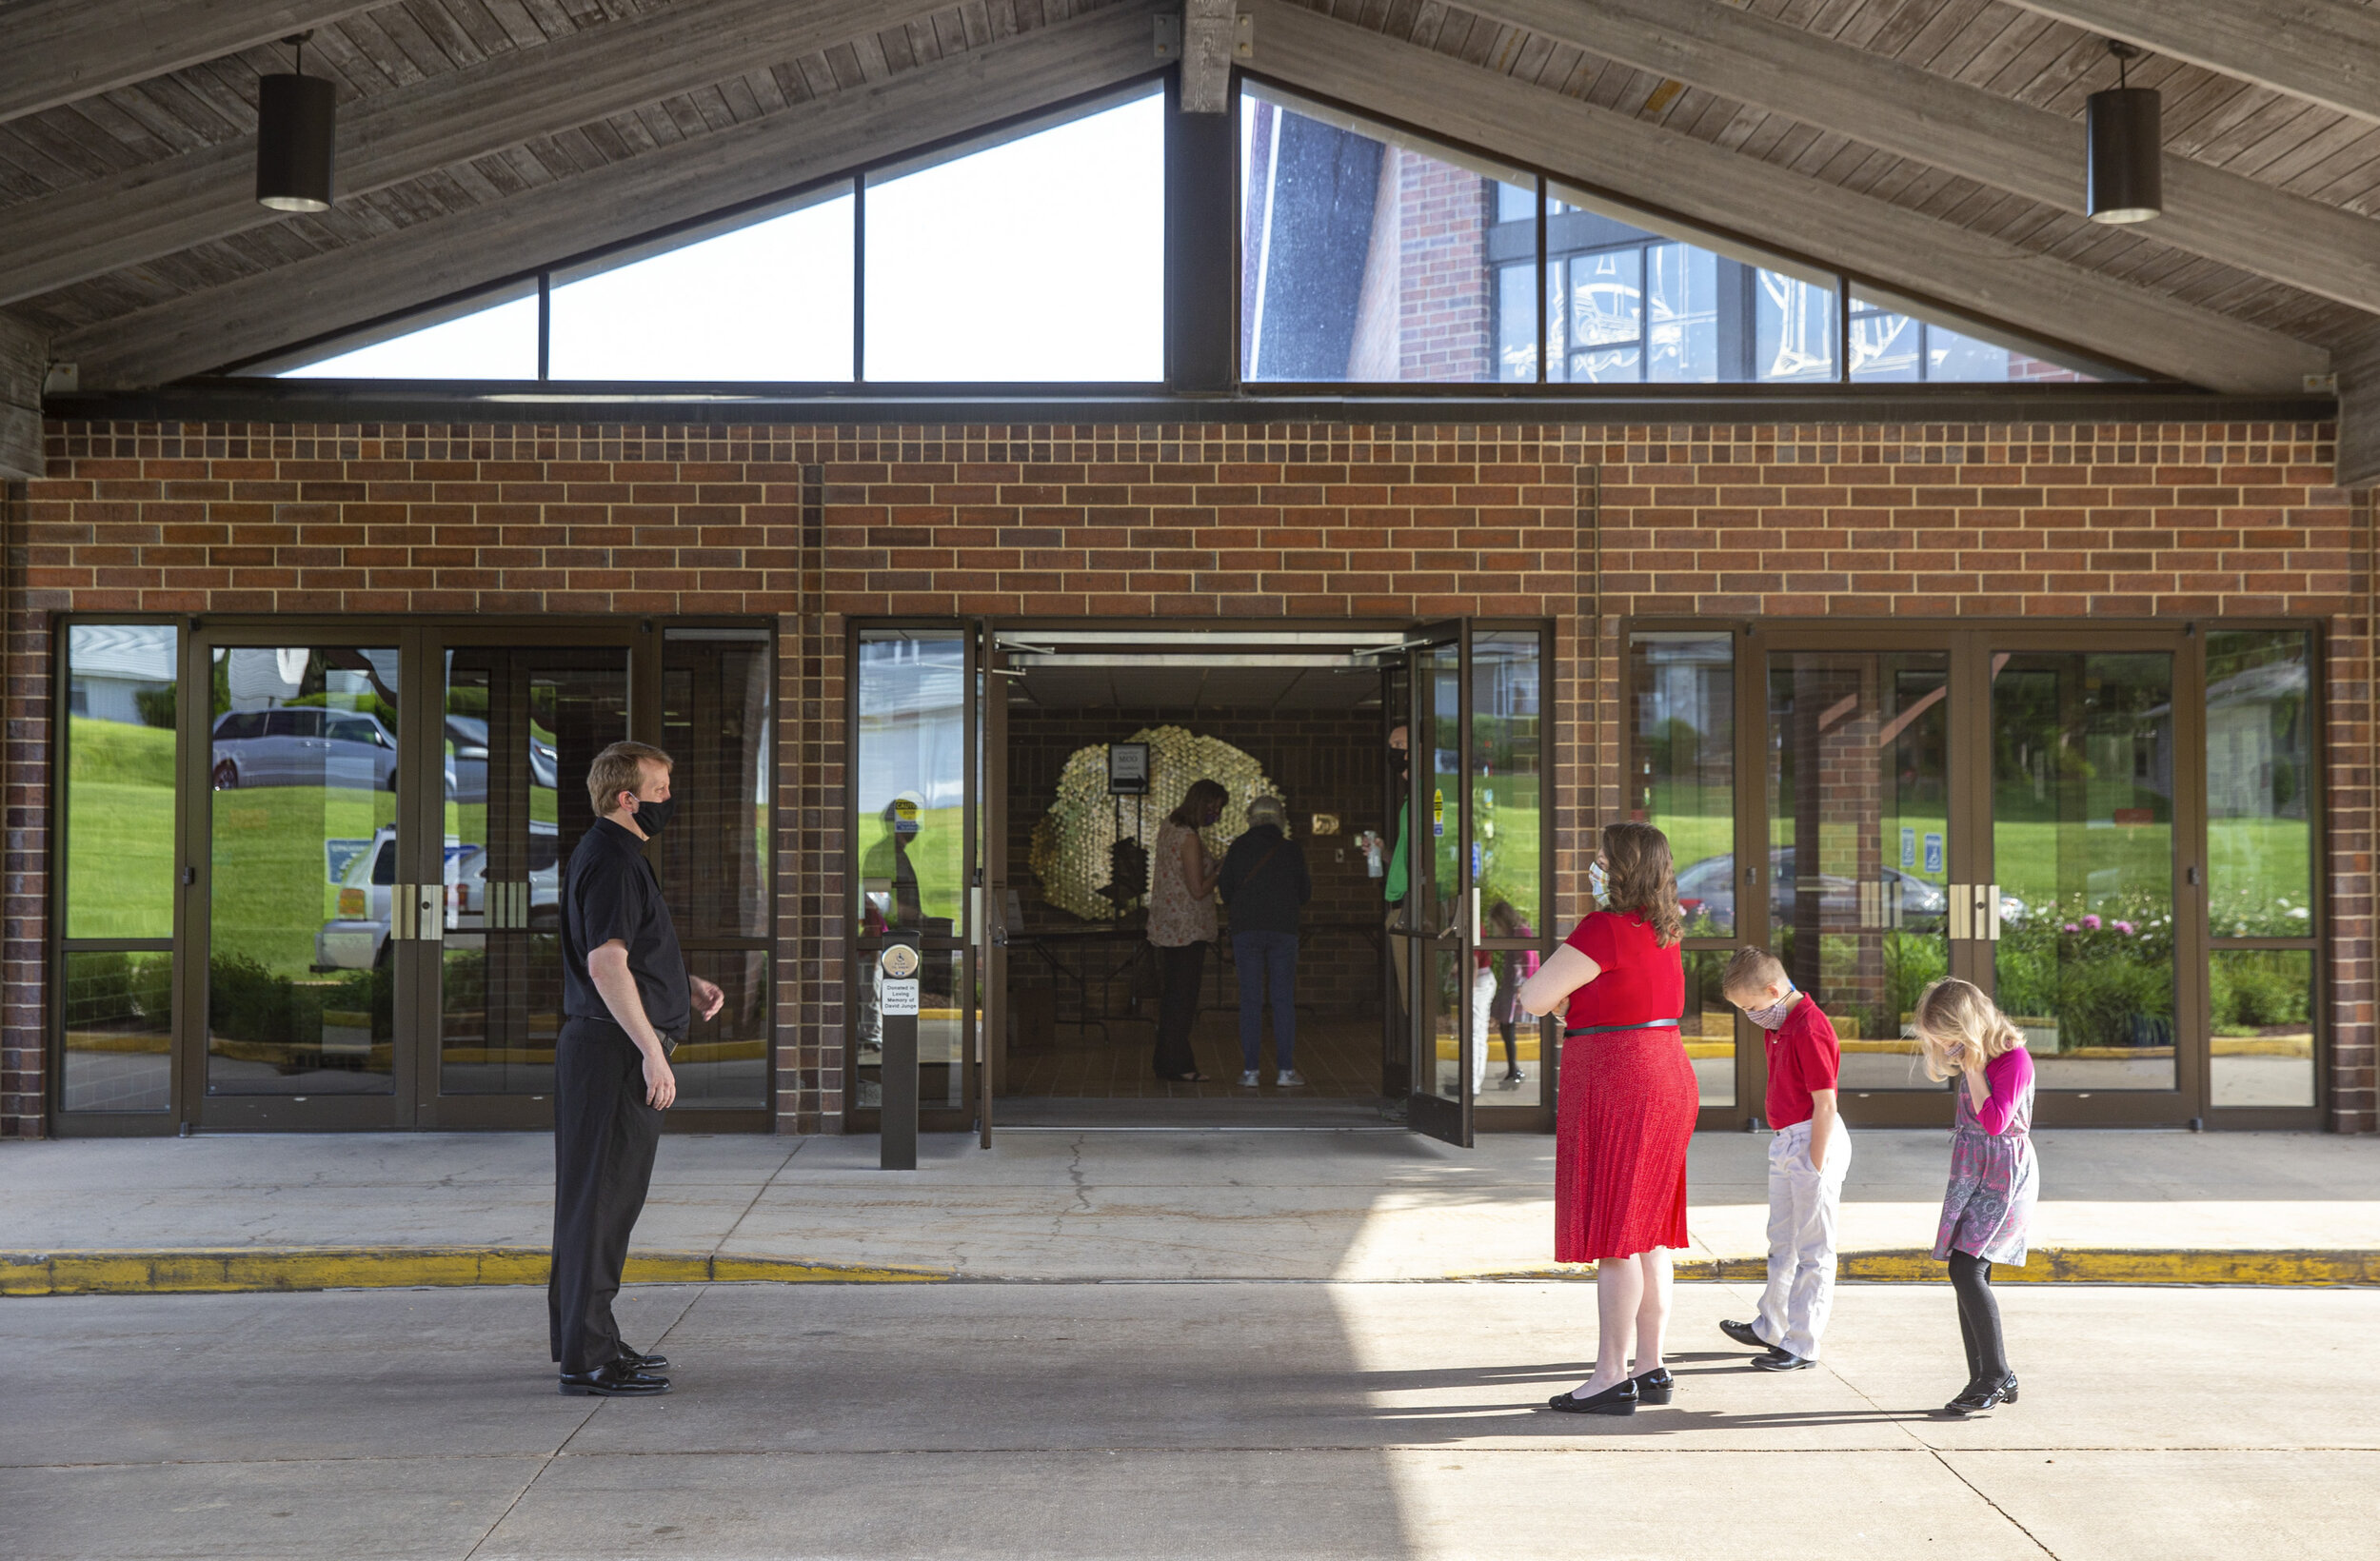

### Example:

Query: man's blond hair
xmin=1721 ymin=945 xmax=1788 ymax=998
xmin=586 ymin=741 xmax=674 ymax=817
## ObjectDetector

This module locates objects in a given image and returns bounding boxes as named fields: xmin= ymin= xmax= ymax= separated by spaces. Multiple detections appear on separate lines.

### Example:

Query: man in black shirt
xmin=548 ymin=740 xmax=723 ymax=1397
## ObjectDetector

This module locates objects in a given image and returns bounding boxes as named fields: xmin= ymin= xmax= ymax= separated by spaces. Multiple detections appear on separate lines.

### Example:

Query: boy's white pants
xmin=1755 ymin=1118 xmax=1852 ymax=1360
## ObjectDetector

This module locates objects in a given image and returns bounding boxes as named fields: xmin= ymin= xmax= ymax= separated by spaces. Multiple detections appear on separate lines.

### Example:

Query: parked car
xmin=443 ymin=714 xmax=561 ymax=803
xmin=1673 ymin=848 xmax=1952 ymax=930
xmin=212 ymin=706 xmax=400 ymax=791
xmin=315 ymin=820 xmax=561 ymax=970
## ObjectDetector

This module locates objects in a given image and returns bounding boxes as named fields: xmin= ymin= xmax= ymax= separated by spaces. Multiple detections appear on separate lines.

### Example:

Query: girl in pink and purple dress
xmin=1914 ymin=978 xmax=2039 ymax=1418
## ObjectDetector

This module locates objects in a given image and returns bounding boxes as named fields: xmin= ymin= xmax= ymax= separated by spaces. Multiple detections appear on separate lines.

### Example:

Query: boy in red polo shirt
xmin=1716 ymin=947 xmax=1852 ymax=1372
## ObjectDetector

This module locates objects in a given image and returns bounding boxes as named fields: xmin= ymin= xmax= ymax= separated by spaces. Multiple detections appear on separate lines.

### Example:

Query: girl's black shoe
xmin=1631 ymin=1367 xmax=1675 ymax=1405
xmin=1941 ymin=1373 xmax=2017 ymax=1416
xmin=1548 ymin=1378 xmax=1638 ymax=1415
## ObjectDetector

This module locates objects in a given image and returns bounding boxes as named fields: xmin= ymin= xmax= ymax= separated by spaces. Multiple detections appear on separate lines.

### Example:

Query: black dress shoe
xmin=1751 ymin=1350 xmax=1817 ymax=1372
xmin=559 ymin=1361 xmax=671 ymax=1397
xmin=1547 ymin=1379 xmax=1638 ymax=1415
xmin=615 ymin=1348 xmax=669 ymax=1373
xmin=1630 ymin=1367 xmax=1675 ymax=1405
xmin=1941 ymin=1373 xmax=2018 ymax=1416
xmin=1718 ymin=1318 xmax=1777 ymax=1353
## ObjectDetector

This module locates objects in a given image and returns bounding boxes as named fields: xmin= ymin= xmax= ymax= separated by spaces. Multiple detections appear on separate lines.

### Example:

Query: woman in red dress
xmin=1517 ymin=821 xmax=1696 ymax=1415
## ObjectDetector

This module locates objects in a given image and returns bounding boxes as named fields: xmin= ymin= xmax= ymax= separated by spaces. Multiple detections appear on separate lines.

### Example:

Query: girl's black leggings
xmin=1946 ymin=1249 xmax=2009 ymax=1383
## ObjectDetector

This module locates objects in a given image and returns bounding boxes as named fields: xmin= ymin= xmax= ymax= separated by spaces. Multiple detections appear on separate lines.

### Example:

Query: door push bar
xmin=1946 ymin=883 xmax=2002 ymax=942
xmin=387 ymin=884 xmax=445 ymax=942
xmin=482 ymin=880 xmax=531 ymax=930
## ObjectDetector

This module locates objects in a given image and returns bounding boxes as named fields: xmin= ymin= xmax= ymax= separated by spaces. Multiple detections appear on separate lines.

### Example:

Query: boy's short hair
xmin=586 ymin=741 xmax=674 ymax=817
xmin=1721 ymin=946 xmax=1787 ymax=997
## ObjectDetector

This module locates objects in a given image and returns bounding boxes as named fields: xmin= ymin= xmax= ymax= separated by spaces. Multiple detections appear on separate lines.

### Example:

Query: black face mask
xmin=630 ymin=793 xmax=678 ymax=839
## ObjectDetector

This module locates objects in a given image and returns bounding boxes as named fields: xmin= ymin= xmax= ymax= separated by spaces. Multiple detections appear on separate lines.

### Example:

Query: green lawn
xmin=212 ymin=786 xmax=397 ymax=978
xmin=856 ymin=803 xmax=968 ymax=931
xmin=66 ymin=719 xmax=177 ymax=939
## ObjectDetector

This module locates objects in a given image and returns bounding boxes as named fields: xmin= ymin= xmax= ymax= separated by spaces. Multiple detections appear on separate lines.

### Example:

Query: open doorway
xmin=991 ymin=631 xmax=1405 ymax=1126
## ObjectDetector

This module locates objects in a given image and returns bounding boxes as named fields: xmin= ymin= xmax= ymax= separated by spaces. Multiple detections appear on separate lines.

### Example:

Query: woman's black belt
xmin=1564 ymin=1018 xmax=1684 ymax=1037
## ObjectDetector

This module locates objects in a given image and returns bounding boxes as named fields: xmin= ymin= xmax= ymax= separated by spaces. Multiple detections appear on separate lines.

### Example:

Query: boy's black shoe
xmin=615 ymin=1347 xmax=669 ymax=1372
xmin=1750 ymin=1351 xmax=1816 ymax=1372
xmin=1718 ymin=1318 xmax=1777 ymax=1353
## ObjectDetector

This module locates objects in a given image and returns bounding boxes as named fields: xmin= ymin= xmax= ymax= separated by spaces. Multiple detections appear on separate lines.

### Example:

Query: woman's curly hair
xmin=1600 ymin=820 xmax=1683 ymax=948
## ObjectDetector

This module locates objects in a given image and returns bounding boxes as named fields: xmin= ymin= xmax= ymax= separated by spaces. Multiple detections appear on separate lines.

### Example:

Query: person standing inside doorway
xmin=1220 ymin=794 xmax=1311 ymax=1087
xmin=549 ymin=741 xmax=725 ymax=1397
xmin=1148 ymin=778 xmax=1228 ymax=1082
xmin=1383 ymin=723 xmax=1412 ymax=1013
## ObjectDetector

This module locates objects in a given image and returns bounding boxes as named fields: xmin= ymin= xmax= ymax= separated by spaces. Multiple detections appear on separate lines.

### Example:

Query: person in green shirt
xmin=1386 ymin=723 xmax=1411 ymax=1011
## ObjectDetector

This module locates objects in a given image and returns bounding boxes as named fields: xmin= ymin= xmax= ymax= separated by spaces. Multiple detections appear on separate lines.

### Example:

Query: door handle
xmin=388 ymin=884 xmax=444 ymax=941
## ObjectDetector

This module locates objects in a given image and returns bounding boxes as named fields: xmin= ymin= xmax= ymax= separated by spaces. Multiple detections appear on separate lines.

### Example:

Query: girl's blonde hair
xmin=1912 ymin=978 xmax=2026 ymax=1082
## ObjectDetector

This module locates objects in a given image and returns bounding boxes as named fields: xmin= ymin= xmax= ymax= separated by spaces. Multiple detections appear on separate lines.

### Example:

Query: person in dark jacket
xmin=1220 ymin=795 xmax=1312 ymax=1087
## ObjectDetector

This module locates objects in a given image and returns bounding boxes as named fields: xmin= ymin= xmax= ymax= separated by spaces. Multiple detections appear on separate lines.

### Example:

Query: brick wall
xmin=1396 ymin=150 xmax=1495 ymax=383
xmin=8 ymin=418 xmax=2370 ymax=1136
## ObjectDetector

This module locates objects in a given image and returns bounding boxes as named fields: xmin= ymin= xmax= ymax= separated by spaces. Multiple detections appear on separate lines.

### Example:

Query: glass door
xmin=1403 ymin=623 xmax=1469 ymax=1144
xmin=851 ymin=625 xmax=979 ymax=1134
xmin=1754 ymin=637 xmax=1971 ymax=1124
xmin=419 ymin=638 xmax=632 ymax=1128
xmin=193 ymin=629 xmax=419 ymax=1129
xmin=1985 ymin=632 xmax=2198 ymax=1124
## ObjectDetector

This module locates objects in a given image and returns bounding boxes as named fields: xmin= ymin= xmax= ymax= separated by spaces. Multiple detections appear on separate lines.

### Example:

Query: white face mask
xmin=1744 ymin=984 xmax=1797 ymax=1030
xmin=1588 ymin=860 xmax=1608 ymax=904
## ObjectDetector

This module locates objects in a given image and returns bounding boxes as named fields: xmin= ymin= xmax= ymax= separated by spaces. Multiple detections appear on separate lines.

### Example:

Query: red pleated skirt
xmin=1555 ymin=1025 xmax=1699 ymax=1262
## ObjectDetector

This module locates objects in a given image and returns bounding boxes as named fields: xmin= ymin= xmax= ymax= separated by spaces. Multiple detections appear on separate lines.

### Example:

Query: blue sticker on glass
xmin=1923 ymin=831 xmax=1944 ymax=876
xmin=1900 ymin=826 xmax=1915 ymax=870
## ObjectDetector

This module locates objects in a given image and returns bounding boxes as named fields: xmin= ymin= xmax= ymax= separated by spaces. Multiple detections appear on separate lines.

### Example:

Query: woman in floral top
xmin=1147 ymin=779 xmax=1227 ymax=1081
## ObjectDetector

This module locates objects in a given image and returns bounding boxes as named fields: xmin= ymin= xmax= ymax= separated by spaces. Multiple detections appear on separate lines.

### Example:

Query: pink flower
xmin=2062 ymin=922 xmax=2079 ymax=934
xmin=2114 ymin=919 xmax=2135 ymax=936
xmin=2081 ymin=914 xmax=2102 ymax=931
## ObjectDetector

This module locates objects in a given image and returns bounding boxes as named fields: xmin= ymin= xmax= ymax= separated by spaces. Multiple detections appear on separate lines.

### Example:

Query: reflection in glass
xmin=855 ymin=632 xmax=966 ymax=937
xmin=1633 ymin=632 xmax=1735 ymax=936
xmin=675 ymin=949 xmax=773 ymax=1109
xmin=61 ymin=951 xmax=172 ymax=1112
xmin=1471 ymin=631 xmax=1541 ymax=933
xmin=1681 ymin=949 xmax=1734 ymax=1110
xmin=1756 ymin=270 xmax=1836 ymax=382
xmin=2210 ymin=950 xmax=2315 ymax=1108
xmin=208 ymin=646 xmax=402 ymax=1095
xmin=550 ymin=192 xmax=854 ymax=381
xmin=1423 ymin=643 xmax=1461 ymax=937
xmin=856 ymin=947 xmax=965 ymax=1111
xmin=2205 ymin=631 xmax=2313 ymax=931
xmin=1242 ymin=87 xmax=1528 ymax=384
xmin=867 ymin=93 xmax=1162 ymax=381
xmin=1646 ymin=243 xmax=1718 ymax=383
xmin=662 ymin=635 xmax=773 ymax=940
xmin=1992 ymin=652 xmax=2176 ymax=1092
xmin=438 ymin=649 xmax=627 ymax=1097
xmin=65 ymin=623 xmax=179 ymax=940
xmin=1423 ymin=945 xmax=1463 ymax=1104
xmin=1768 ymin=652 xmax=1951 ymax=1091
xmin=1850 ymin=287 xmax=2094 ymax=383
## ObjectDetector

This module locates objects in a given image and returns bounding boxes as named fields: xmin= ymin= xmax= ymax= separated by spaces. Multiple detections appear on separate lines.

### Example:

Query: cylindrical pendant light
xmin=256 ymin=32 xmax=335 ymax=212
xmin=2087 ymin=39 xmax=2160 ymax=224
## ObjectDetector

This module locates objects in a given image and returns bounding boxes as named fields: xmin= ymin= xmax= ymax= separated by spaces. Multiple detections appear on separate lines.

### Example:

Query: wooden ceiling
xmin=5 ymin=0 xmax=2378 ymax=392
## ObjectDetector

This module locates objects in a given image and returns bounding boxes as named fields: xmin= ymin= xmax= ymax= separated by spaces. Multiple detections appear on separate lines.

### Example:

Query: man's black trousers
xmin=548 ymin=1017 xmax=664 ymax=1374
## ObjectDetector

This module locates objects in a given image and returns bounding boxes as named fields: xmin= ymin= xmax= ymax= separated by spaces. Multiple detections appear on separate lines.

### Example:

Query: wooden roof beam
xmin=1465 ymin=0 xmax=2380 ymax=320
xmin=2002 ymin=0 xmax=2380 ymax=125
xmin=56 ymin=3 xmax=1161 ymax=389
xmin=1249 ymin=0 xmax=2326 ymax=394
xmin=0 ymin=0 xmax=960 ymax=308
xmin=0 ymin=311 xmax=49 ymax=479
xmin=0 ymin=1 xmax=375 ymax=124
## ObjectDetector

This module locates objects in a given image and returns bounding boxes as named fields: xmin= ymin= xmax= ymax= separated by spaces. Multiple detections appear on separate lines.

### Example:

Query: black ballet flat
xmin=1941 ymin=1373 xmax=2018 ymax=1416
xmin=1547 ymin=1378 xmax=1638 ymax=1415
xmin=1631 ymin=1367 xmax=1675 ymax=1405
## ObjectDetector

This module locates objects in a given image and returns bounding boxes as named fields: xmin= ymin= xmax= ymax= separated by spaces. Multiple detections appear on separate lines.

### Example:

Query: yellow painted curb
xmin=1447 ymin=1249 xmax=2380 ymax=1287
xmin=0 ymin=1248 xmax=951 ymax=1298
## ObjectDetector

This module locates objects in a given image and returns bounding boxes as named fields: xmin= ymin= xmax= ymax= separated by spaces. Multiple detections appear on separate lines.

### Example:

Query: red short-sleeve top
xmin=1560 ymin=911 xmax=1685 ymax=1033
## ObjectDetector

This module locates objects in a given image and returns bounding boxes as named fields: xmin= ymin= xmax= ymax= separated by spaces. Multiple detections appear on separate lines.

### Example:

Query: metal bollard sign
xmin=879 ymin=936 xmax=921 ymax=1170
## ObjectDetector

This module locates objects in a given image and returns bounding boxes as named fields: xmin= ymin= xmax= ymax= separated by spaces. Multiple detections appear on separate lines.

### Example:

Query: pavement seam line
xmin=6 ymin=1246 xmax=2373 ymax=1295
xmin=708 ymin=1137 xmax=809 ymax=1265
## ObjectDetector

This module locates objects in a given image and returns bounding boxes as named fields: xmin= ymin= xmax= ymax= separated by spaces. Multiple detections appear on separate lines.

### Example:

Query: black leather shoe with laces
xmin=615 ymin=1348 xmax=669 ymax=1373
xmin=1719 ymin=1318 xmax=1779 ymax=1353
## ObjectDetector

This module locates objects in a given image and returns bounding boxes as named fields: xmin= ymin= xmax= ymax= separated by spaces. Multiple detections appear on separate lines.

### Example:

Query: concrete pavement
xmin=5 ymin=1278 xmax=2375 ymax=1558
xmin=4 ymin=1126 xmax=2377 ymax=1293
